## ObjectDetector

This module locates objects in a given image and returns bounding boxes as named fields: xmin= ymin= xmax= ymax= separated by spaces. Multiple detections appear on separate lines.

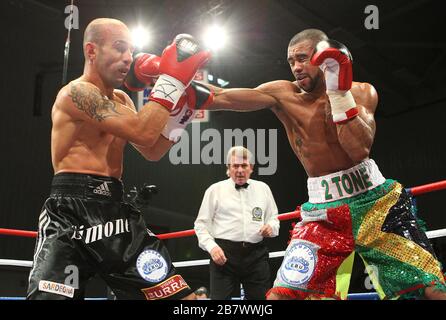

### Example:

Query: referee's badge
xmin=252 ymin=207 xmax=263 ymax=221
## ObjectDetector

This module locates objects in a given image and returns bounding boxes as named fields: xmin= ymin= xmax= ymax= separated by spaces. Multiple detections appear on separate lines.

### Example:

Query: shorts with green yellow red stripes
xmin=268 ymin=179 xmax=446 ymax=300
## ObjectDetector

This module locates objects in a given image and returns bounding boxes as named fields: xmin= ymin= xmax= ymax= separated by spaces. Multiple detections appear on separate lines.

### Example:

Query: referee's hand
xmin=210 ymin=246 xmax=227 ymax=266
xmin=259 ymin=224 xmax=273 ymax=237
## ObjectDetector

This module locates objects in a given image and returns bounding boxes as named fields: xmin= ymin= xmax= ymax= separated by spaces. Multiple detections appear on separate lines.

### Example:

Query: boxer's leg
xmin=27 ymin=200 xmax=95 ymax=300
xmin=355 ymin=182 xmax=446 ymax=299
xmin=98 ymin=202 xmax=194 ymax=300
xmin=267 ymin=204 xmax=355 ymax=300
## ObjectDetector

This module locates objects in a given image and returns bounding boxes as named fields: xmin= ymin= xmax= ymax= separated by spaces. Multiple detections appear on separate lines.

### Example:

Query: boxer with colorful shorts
xmin=268 ymin=159 xmax=445 ymax=299
xmin=202 ymin=28 xmax=446 ymax=299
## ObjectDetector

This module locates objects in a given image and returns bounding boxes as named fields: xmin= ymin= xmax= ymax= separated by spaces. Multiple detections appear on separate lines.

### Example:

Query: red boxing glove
xmin=161 ymin=81 xmax=214 ymax=142
xmin=159 ymin=34 xmax=211 ymax=85
xmin=310 ymin=39 xmax=353 ymax=91
xmin=124 ymin=53 xmax=160 ymax=92
xmin=185 ymin=81 xmax=214 ymax=110
xmin=150 ymin=34 xmax=211 ymax=111
xmin=311 ymin=40 xmax=357 ymax=123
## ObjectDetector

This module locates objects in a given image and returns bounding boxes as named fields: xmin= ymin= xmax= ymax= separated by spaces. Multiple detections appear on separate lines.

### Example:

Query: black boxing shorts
xmin=27 ymin=173 xmax=192 ymax=300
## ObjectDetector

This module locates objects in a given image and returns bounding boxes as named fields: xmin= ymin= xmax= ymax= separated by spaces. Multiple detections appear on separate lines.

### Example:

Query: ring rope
xmin=1 ymin=228 xmax=444 ymax=269
xmin=1 ymin=180 xmax=444 ymax=240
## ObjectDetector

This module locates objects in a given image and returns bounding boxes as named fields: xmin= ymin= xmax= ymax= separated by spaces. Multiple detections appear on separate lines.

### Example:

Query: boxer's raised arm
xmin=57 ymin=81 xmax=170 ymax=148
xmin=58 ymin=33 xmax=210 ymax=150
xmin=311 ymin=40 xmax=377 ymax=163
xmin=204 ymin=81 xmax=287 ymax=111
xmin=114 ymin=89 xmax=174 ymax=161
xmin=130 ymin=136 xmax=174 ymax=161
xmin=337 ymin=83 xmax=377 ymax=162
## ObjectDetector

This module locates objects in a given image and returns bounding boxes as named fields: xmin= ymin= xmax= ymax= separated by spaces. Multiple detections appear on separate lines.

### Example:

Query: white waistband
xmin=307 ymin=159 xmax=386 ymax=204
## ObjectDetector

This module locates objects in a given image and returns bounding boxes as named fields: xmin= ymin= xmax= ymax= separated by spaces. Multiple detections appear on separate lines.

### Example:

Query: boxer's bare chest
xmin=273 ymin=92 xmax=352 ymax=176
xmin=73 ymin=92 xmax=128 ymax=157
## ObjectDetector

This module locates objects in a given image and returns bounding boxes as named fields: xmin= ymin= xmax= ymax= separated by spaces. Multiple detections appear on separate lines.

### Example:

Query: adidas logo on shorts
xmin=93 ymin=182 xmax=112 ymax=197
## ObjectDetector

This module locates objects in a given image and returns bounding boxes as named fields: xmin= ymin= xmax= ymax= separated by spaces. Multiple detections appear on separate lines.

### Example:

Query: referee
xmin=194 ymin=146 xmax=280 ymax=299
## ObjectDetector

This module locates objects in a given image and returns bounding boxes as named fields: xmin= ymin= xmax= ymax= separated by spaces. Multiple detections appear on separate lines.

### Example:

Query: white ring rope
xmin=426 ymin=229 xmax=446 ymax=239
xmin=1 ymin=228 xmax=445 ymax=269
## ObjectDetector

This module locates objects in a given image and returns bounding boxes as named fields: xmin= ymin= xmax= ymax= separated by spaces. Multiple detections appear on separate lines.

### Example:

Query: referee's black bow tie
xmin=235 ymin=183 xmax=249 ymax=190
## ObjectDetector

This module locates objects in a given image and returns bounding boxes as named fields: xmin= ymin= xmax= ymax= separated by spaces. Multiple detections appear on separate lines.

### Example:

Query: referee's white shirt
xmin=194 ymin=178 xmax=280 ymax=253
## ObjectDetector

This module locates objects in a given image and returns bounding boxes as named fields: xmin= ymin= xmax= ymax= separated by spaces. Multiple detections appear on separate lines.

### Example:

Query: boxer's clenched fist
xmin=150 ymin=34 xmax=211 ymax=111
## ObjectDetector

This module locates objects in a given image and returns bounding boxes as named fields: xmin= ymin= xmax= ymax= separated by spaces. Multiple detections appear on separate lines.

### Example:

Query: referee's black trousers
xmin=210 ymin=239 xmax=271 ymax=300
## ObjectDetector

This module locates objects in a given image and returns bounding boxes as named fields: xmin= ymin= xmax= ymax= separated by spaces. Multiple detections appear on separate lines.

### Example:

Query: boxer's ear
xmin=84 ymin=42 xmax=97 ymax=63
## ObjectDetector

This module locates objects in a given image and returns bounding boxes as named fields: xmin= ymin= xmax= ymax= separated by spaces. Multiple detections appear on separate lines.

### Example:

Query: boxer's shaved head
xmin=83 ymin=18 xmax=129 ymax=47
xmin=288 ymin=29 xmax=328 ymax=48
xmin=82 ymin=18 xmax=133 ymax=88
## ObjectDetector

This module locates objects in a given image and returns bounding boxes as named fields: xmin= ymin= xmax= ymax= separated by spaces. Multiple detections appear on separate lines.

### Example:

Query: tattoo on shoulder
xmin=69 ymin=82 xmax=121 ymax=121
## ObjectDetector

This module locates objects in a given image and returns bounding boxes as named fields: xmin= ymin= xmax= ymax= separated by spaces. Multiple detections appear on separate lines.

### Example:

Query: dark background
xmin=0 ymin=0 xmax=445 ymax=298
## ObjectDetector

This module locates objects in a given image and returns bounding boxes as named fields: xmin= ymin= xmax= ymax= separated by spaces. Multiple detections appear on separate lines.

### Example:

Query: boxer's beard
xmin=299 ymin=73 xmax=320 ymax=93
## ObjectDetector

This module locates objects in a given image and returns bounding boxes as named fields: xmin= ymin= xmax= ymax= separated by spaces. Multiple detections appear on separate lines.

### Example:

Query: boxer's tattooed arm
xmin=69 ymin=82 xmax=121 ymax=121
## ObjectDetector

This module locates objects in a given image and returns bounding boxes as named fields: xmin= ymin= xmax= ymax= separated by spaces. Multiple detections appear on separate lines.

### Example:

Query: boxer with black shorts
xmin=27 ymin=18 xmax=209 ymax=300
